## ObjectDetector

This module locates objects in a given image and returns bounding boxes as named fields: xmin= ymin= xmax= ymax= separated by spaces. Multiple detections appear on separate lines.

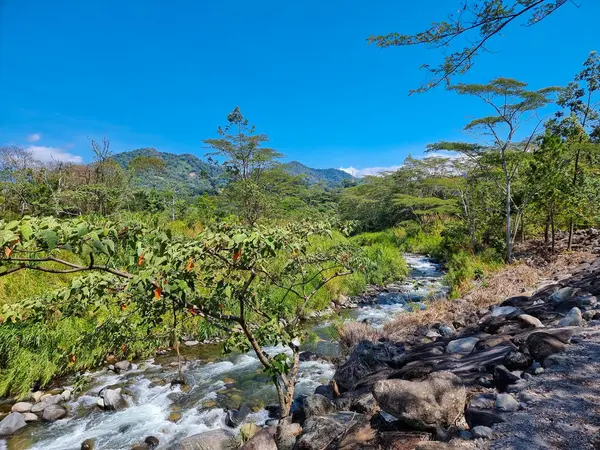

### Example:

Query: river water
xmin=2 ymin=254 xmax=444 ymax=450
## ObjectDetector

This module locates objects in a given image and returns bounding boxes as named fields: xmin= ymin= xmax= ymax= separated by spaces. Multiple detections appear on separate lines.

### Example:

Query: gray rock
xmin=225 ymin=404 xmax=250 ymax=428
xmin=438 ymin=324 xmax=456 ymax=338
xmin=465 ymin=407 xmax=505 ymax=428
xmin=459 ymin=430 xmax=473 ymax=440
xmin=295 ymin=416 xmax=346 ymax=450
xmin=493 ymin=365 xmax=521 ymax=390
xmin=101 ymin=388 xmax=128 ymax=411
xmin=373 ymin=371 xmax=466 ymax=430
xmin=526 ymin=332 xmax=567 ymax=361
xmin=178 ymin=429 xmax=236 ymax=450
xmin=42 ymin=405 xmax=67 ymax=421
xmin=558 ymin=307 xmax=583 ymax=327
xmin=550 ymin=287 xmax=576 ymax=303
xmin=495 ymin=393 xmax=520 ymax=412
xmin=184 ymin=340 xmax=199 ymax=347
xmin=11 ymin=402 xmax=33 ymax=413
xmin=426 ymin=330 xmax=442 ymax=339
xmin=503 ymin=351 xmax=533 ymax=371
xmin=535 ymin=367 xmax=545 ymax=375
xmin=114 ymin=360 xmax=132 ymax=372
xmin=506 ymin=381 xmax=529 ymax=393
xmin=517 ymin=314 xmax=544 ymax=328
xmin=275 ymin=421 xmax=302 ymax=450
xmin=61 ymin=389 xmax=72 ymax=402
xmin=446 ymin=337 xmax=479 ymax=355
xmin=468 ymin=393 xmax=496 ymax=410
xmin=472 ymin=426 xmax=493 ymax=439
xmin=241 ymin=426 xmax=276 ymax=450
xmin=30 ymin=395 xmax=62 ymax=413
xmin=31 ymin=391 xmax=43 ymax=403
xmin=491 ymin=306 xmax=519 ymax=317
xmin=0 ymin=412 xmax=27 ymax=436
xmin=333 ymin=388 xmax=377 ymax=414
xmin=303 ymin=394 xmax=334 ymax=419
xmin=543 ymin=354 xmax=572 ymax=368
xmin=23 ymin=412 xmax=39 ymax=422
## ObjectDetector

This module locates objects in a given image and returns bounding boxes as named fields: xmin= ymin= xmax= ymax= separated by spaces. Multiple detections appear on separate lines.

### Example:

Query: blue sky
xmin=1 ymin=1 xmax=599 ymax=176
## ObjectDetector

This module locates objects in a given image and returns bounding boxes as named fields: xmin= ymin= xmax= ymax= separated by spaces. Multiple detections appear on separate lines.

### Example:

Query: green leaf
xmin=39 ymin=230 xmax=58 ymax=250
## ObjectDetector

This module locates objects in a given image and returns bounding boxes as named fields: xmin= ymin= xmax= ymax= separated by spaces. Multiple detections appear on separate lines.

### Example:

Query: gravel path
xmin=484 ymin=327 xmax=600 ymax=450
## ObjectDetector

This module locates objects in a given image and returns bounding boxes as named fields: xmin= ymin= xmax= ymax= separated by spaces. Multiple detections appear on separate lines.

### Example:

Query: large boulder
xmin=114 ymin=360 xmax=132 ymax=372
xmin=303 ymin=394 xmax=334 ymax=419
xmin=275 ymin=421 xmax=302 ymax=450
xmin=241 ymin=426 xmax=277 ymax=450
xmin=334 ymin=341 xmax=401 ymax=392
xmin=42 ymin=405 xmax=67 ymax=421
xmin=333 ymin=387 xmax=378 ymax=414
xmin=0 ymin=412 xmax=27 ymax=436
xmin=178 ymin=429 xmax=237 ymax=450
xmin=373 ymin=371 xmax=466 ymax=430
xmin=295 ymin=416 xmax=346 ymax=450
xmin=526 ymin=332 xmax=567 ymax=361
xmin=101 ymin=388 xmax=128 ymax=411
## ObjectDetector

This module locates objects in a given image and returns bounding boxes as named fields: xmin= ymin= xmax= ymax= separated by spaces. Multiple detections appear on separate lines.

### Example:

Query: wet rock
xmin=42 ymin=405 xmax=67 ymax=421
xmin=373 ymin=371 xmax=466 ymax=430
xmin=503 ymin=351 xmax=533 ymax=371
xmin=11 ymin=402 xmax=33 ymax=413
xmin=314 ymin=384 xmax=334 ymax=401
xmin=295 ymin=416 xmax=346 ymax=450
xmin=0 ymin=412 xmax=27 ymax=436
xmin=241 ymin=426 xmax=276 ymax=450
xmin=558 ymin=307 xmax=583 ymax=327
xmin=114 ymin=360 xmax=132 ymax=372
xmin=168 ymin=412 xmax=182 ymax=423
xmin=446 ymin=337 xmax=479 ymax=355
xmin=22 ymin=412 xmax=39 ymax=422
xmin=495 ymin=393 xmax=520 ymax=412
xmin=31 ymin=394 xmax=62 ymax=413
xmin=145 ymin=436 xmax=160 ymax=449
xmin=471 ymin=426 xmax=493 ymax=439
xmin=493 ymin=365 xmax=521 ymax=391
xmin=178 ymin=429 xmax=236 ymax=450
xmin=225 ymin=404 xmax=250 ymax=428
xmin=299 ymin=351 xmax=319 ymax=362
xmin=101 ymin=388 xmax=128 ymax=411
xmin=526 ymin=332 xmax=567 ymax=361
xmin=81 ymin=439 xmax=95 ymax=450
xmin=517 ymin=314 xmax=544 ymax=328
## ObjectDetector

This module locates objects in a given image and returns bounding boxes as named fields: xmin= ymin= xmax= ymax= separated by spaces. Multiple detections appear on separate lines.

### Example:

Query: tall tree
xmin=429 ymin=78 xmax=557 ymax=262
xmin=553 ymin=51 xmax=600 ymax=249
xmin=205 ymin=107 xmax=282 ymax=225
xmin=368 ymin=0 xmax=569 ymax=93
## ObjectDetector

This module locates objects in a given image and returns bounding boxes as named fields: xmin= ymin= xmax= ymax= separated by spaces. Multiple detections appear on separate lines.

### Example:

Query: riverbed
xmin=2 ymin=254 xmax=445 ymax=450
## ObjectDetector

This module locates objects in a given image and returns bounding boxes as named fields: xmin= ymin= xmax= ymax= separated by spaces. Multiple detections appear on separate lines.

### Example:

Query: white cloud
xmin=26 ymin=145 xmax=83 ymax=164
xmin=339 ymin=165 xmax=402 ymax=178
xmin=26 ymin=133 xmax=41 ymax=143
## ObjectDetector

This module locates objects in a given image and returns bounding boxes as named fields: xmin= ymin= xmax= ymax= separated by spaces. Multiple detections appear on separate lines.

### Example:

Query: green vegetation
xmin=0 ymin=47 xmax=599 ymax=431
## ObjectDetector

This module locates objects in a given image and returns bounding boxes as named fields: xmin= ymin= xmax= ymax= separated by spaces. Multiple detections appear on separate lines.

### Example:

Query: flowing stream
xmin=2 ymin=254 xmax=445 ymax=450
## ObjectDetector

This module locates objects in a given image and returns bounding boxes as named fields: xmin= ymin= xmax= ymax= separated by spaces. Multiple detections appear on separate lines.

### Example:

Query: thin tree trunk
xmin=551 ymin=206 xmax=555 ymax=255
xmin=544 ymin=211 xmax=550 ymax=245
xmin=506 ymin=178 xmax=512 ymax=263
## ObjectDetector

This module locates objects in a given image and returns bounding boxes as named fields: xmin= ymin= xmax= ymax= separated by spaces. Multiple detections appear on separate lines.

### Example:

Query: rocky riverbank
xmin=237 ymin=253 xmax=600 ymax=449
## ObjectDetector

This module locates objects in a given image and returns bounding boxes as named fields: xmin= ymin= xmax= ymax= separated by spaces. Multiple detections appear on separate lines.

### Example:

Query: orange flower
xmin=138 ymin=254 xmax=145 ymax=266
xmin=233 ymin=249 xmax=242 ymax=262
xmin=186 ymin=259 xmax=195 ymax=271
xmin=4 ymin=247 xmax=12 ymax=257
xmin=154 ymin=287 xmax=162 ymax=299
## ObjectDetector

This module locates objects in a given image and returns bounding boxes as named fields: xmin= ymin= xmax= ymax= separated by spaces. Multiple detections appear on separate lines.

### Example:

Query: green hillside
xmin=112 ymin=149 xmax=353 ymax=193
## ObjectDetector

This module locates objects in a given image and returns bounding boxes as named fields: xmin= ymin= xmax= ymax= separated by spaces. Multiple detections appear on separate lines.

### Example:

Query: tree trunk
xmin=505 ymin=178 xmax=512 ymax=263
xmin=551 ymin=207 xmax=555 ymax=255
xmin=544 ymin=211 xmax=550 ymax=245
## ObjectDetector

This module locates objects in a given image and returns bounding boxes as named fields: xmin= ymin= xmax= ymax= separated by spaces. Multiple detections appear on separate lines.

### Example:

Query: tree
xmin=368 ymin=0 xmax=569 ymax=93
xmin=0 ymin=216 xmax=360 ymax=438
xmin=552 ymin=51 xmax=600 ymax=249
xmin=205 ymin=107 xmax=282 ymax=225
xmin=429 ymin=78 xmax=557 ymax=262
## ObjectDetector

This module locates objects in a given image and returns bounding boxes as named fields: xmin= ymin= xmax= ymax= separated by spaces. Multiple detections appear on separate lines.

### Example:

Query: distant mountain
xmin=112 ymin=149 xmax=353 ymax=194
xmin=280 ymin=161 xmax=353 ymax=186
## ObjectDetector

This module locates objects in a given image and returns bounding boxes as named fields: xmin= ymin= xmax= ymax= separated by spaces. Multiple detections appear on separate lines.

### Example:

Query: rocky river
xmin=0 ymin=254 xmax=445 ymax=450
